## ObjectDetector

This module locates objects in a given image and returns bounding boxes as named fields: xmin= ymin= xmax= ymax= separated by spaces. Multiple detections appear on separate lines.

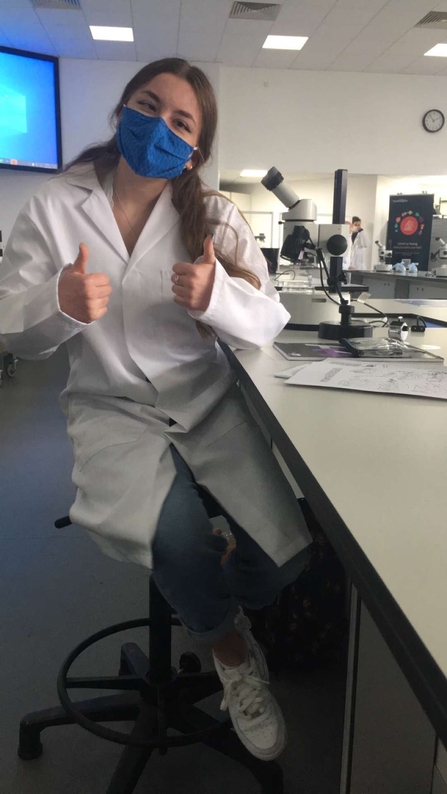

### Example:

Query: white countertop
xmin=230 ymin=326 xmax=447 ymax=694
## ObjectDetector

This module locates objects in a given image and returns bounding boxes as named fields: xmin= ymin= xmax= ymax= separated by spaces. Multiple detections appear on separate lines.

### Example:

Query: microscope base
xmin=318 ymin=321 xmax=373 ymax=341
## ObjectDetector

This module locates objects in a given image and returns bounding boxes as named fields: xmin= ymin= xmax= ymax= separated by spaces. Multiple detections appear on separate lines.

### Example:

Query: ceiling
xmin=3 ymin=0 xmax=447 ymax=76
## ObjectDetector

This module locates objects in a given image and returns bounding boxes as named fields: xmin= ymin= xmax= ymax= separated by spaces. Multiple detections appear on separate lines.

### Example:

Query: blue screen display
xmin=0 ymin=49 xmax=60 ymax=170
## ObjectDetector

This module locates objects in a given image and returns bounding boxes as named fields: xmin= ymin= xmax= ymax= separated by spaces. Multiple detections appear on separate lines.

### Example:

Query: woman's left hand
xmin=171 ymin=235 xmax=216 ymax=311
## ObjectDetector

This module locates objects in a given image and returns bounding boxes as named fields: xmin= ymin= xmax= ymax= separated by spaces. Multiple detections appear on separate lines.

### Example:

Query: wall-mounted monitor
xmin=0 ymin=45 xmax=62 ymax=173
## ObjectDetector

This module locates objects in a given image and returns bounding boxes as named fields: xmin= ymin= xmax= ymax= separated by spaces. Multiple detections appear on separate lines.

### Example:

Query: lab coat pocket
xmin=67 ymin=400 xmax=149 ymax=472
xmin=183 ymin=383 xmax=255 ymax=448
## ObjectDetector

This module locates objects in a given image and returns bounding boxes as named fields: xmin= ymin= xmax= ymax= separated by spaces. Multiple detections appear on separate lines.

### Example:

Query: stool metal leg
xmin=105 ymin=703 xmax=156 ymax=794
xmin=148 ymin=579 xmax=173 ymax=685
xmin=18 ymin=694 xmax=141 ymax=760
xmin=169 ymin=704 xmax=284 ymax=794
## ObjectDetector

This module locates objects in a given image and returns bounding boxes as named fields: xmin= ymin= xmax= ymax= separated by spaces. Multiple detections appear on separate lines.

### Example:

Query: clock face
xmin=423 ymin=109 xmax=445 ymax=133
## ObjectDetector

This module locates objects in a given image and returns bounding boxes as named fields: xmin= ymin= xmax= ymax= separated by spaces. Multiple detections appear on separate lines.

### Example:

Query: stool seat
xmin=17 ymin=516 xmax=284 ymax=793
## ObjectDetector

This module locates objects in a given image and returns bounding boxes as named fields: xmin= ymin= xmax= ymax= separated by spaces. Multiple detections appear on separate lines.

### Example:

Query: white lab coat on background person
xmin=0 ymin=163 xmax=312 ymax=569
xmin=350 ymin=229 xmax=369 ymax=271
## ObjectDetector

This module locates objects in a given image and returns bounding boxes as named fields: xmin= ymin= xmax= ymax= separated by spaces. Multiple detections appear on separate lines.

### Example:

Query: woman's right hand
xmin=58 ymin=243 xmax=112 ymax=323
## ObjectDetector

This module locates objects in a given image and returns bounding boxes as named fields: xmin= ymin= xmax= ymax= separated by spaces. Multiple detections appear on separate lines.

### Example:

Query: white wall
xmin=0 ymin=171 xmax=49 ymax=248
xmin=220 ymin=68 xmax=447 ymax=177
xmin=0 ymin=58 xmax=221 ymax=244
xmin=3 ymin=60 xmax=447 ymax=246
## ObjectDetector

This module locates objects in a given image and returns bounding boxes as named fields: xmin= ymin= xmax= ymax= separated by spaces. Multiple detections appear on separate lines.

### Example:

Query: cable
xmin=360 ymin=299 xmax=386 ymax=316
xmin=272 ymin=268 xmax=296 ymax=281
xmin=355 ymin=294 xmax=388 ymax=324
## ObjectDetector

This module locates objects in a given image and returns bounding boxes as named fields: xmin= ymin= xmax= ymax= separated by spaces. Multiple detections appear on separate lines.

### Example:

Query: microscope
xmin=374 ymin=240 xmax=393 ymax=272
xmin=261 ymin=167 xmax=351 ymax=273
xmin=261 ymin=167 xmax=372 ymax=339
xmin=431 ymin=238 xmax=447 ymax=277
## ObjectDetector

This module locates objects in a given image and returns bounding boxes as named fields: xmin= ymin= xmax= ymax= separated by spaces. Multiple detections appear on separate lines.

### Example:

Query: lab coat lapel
xmin=81 ymin=187 xmax=129 ymax=264
xmin=129 ymin=183 xmax=180 ymax=269
xmin=65 ymin=164 xmax=129 ymax=264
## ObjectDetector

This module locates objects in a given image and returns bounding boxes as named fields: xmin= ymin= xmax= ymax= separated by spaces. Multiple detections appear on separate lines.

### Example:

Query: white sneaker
xmin=213 ymin=645 xmax=287 ymax=761
xmin=234 ymin=607 xmax=269 ymax=682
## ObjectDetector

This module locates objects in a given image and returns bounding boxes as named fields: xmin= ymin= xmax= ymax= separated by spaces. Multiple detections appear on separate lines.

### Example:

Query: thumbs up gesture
xmin=171 ymin=235 xmax=216 ymax=312
xmin=58 ymin=243 xmax=112 ymax=323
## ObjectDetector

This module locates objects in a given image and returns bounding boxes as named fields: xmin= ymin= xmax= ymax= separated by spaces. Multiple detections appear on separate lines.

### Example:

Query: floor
xmin=0 ymin=348 xmax=346 ymax=794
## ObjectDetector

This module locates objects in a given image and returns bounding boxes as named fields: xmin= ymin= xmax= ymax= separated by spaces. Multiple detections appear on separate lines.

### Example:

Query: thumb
xmin=203 ymin=234 xmax=215 ymax=264
xmin=72 ymin=242 xmax=89 ymax=274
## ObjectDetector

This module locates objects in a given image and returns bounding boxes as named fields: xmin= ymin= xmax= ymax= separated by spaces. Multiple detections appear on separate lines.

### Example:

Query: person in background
xmin=348 ymin=216 xmax=369 ymax=270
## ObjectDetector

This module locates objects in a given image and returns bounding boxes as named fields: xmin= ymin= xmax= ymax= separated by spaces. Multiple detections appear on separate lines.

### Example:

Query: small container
xmin=389 ymin=316 xmax=409 ymax=341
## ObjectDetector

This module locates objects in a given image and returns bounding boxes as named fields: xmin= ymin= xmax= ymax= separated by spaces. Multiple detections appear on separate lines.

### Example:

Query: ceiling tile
xmin=342 ymin=38 xmax=389 ymax=58
xmin=365 ymin=53 xmax=419 ymax=73
xmin=35 ymin=8 xmax=86 ymax=28
xmin=335 ymin=0 xmax=387 ymax=7
xmin=404 ymin=57 xmax=447 ymax=75
xmin=1 ymin=31 xmax=56 ymax=55
xmin=0 ymin=0 xmax=35 ymax=7
xmin=177 ymin=0 xmax=232 ymax=63
xmin=80 ymin=0 xmax=132 ymax=11
xmin=389 ymin=30 xmax=446 ymax=59
xmin=306 ymin=22 xmax=363 ymax=46
xmin=50 ymin=34 xmax=98 ymax=59
xmin=433 ymin=63 xmax=447 ymax=76
xmin=217 ymin=19 xmax=272 ymax=67
xmin=94 ymin=41 xmax=137 ymax=60
xmin=83 ymin=9 xmax=133 ymax=26
xmin=291 ymin=45 xmax=351 ymax=70
xmin=385 ymin=0 xmax=441 ymax=11
xmin=289 ymin=21 xmax=364 ymax=69
xmin=0 ymin=11 xmax=56 ymax=55
xmin=253 ymin=48 xmax=299 ymax=69
xmin=131 ymin=0 xmax=181 ymax=62
xmin=270 ymin=2 xmax=331 ymax=36
xmin=323 ymin=5 xmax=386 ymax=28
xmin=360 ymin=6 xmax=428 ymax=37
xmin=0 ymin=29 xmax=12 ymax=46
xmin=327 ymin=52 xmax=375 ymax=71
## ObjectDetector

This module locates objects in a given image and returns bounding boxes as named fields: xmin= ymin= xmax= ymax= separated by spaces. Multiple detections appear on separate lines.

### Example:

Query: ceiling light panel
xmin=263 ymin=35 xmax=308 ymax=50
xmin=89 ymin=26 xmax=134 ymax=41
xmin=425 ymin=43 xmax=447 ymax=57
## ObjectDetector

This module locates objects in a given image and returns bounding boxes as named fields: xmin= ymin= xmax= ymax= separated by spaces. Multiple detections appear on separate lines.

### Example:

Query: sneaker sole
xmin=231 ymin=697 xmax=288 ymax=762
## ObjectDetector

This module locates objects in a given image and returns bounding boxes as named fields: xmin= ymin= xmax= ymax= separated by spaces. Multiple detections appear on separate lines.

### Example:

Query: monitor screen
xmin=0 ymin=46 xmax=62 ymax=173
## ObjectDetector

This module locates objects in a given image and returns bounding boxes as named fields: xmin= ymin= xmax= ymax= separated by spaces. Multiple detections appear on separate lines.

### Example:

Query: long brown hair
xmin=67 ymin=58 xmax=260 ymax=300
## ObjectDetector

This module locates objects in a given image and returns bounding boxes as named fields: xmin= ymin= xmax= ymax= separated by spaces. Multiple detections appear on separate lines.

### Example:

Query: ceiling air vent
xmin=229 ymin=2 xmax=281 ymax=22
xmin=416 ymin=12 xmax=447 ymax=30
xmin=30 ymin=0 xmax=82 ymax=9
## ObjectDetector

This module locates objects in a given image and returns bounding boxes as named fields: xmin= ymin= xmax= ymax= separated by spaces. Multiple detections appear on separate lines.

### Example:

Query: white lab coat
xmin=0 ymin=164 xmax=312 ymax=568
xmin=350 ymin=229 xmax=369 ymax=271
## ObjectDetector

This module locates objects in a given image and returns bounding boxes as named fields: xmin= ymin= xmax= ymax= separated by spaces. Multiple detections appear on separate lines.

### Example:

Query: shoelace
xmin=220 ymin=666 xmax=269 ymax=721
xmin=235 ymin=612 xmax=252 ymax=634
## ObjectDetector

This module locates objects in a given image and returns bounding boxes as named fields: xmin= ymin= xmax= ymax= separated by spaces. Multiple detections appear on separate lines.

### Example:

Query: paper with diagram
xmin=285 ymin=360 xmax=447 ymax=400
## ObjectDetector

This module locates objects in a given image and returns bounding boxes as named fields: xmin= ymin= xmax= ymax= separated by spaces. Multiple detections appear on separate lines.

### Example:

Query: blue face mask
xmin=116 ymin=106 xmax=196 ymax=179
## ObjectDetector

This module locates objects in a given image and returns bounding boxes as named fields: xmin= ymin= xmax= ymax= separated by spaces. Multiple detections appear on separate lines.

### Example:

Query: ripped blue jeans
xmin=151 ymin=446 xmax=310 ymax=643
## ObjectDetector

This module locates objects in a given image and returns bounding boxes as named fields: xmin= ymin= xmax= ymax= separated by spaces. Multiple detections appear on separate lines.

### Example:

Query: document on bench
xmin=285 ymin=360 xmax=447 ymax=400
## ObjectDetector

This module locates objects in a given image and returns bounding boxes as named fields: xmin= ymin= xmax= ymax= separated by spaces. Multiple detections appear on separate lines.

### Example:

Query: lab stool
xmin=17 ymin=514 xmax=284 ymax=794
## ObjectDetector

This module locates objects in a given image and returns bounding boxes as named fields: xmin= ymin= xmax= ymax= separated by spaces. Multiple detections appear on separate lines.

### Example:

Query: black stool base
xmin=18 ymin=644 xmax=284 ymax=793
xmin=18 ymin=568 xmax=284 ymax=793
